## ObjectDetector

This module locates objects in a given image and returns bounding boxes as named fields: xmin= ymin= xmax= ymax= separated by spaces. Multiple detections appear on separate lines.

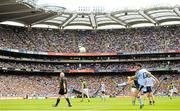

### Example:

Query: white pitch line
xmin=0 ymin=109 xmax=180 ymax=111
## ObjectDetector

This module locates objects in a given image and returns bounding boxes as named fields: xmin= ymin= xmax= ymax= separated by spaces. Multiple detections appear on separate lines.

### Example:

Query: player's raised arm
xmin=129 ymin=75 xmax=136 ymax=81
xmin=147 ymin=71 xmax=159 ymax=84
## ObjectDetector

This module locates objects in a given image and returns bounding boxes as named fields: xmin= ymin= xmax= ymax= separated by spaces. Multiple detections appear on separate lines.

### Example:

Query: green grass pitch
xmin=1 ymin=97 xmax=180 ymax=111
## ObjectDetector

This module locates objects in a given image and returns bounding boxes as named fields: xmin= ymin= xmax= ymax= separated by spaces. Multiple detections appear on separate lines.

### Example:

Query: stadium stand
xmin=0 ymin=73 xmax=179 ymax=97
xmin=0 ymin=25 xmax=179 ymax=53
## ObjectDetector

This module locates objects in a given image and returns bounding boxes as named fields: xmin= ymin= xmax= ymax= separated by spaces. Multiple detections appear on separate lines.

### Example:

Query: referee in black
xmin=53 ymin=72 xmax=72 ymax=107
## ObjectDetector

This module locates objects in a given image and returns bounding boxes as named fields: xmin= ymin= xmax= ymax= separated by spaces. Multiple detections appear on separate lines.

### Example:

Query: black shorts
xmin=134 ymin=80 xmax=144 ymax=91
xmin=138 ymin=85 xmax=144 ymax=91
xmin=134 ymin=80 xmax=140 ymax=89
xmin=101 ymin=91 xmax=105 ymax=94
xmin=58 ymin=89 xmax=67 ymax=95
xmin=146 ymin=86 xmax=152 ymax=93
xmin=135 ymin=83 xmax=144 ymax=91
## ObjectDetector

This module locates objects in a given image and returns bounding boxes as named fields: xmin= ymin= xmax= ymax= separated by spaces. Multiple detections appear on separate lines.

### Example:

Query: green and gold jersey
xmin=82 ymin=81 xmax=88 ymax=89
xmin=131 ymin=80 xmax=138 ymax=88
xmin=168 ymin=84 xmax=174 ymax=90
xmin=131 ymin=83 xmax=136 ymax=88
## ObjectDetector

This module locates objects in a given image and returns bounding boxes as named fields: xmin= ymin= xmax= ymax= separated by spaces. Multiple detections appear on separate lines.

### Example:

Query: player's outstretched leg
xmin=117 ymin=82 xmax=128 ymax=88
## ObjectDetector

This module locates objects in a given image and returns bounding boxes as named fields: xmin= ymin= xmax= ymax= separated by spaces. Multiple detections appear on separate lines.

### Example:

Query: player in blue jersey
xmin=129 ymin=63 xmax=159 ymax=109
xmin=99 ymin=81 xmax=106 ymax=101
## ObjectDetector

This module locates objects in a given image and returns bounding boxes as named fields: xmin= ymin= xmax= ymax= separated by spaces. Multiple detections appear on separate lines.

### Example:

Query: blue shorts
xmin=134 ymin=81 xmax=144 ymax=91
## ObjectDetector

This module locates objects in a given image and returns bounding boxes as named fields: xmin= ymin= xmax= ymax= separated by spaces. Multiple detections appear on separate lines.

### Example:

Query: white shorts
xmin=82 ymin=88 xmax=89 ymax=96
xmin=170 ymin=88 xmax=178 ymax=93
xmin=173 ymin=88 xmax=178 ymax=93
xmin=131 ymin=88 xmax=137 ymax=93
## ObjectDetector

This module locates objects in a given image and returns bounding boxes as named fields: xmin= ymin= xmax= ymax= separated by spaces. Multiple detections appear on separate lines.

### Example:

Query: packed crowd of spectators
xmin=0 ymin=73 xmax=179 ymax=97
xmin=0 ymin=24 xmax=179 ymax=98
xmin=0 ymin=25 xmax=179 ymax=53
xmin=0 ymin=61 xmax=179 ymax=71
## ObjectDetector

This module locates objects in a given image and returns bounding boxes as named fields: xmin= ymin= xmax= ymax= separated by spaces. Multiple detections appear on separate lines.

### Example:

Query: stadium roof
xmin=0 ymin=0 xmax=180 ymax=29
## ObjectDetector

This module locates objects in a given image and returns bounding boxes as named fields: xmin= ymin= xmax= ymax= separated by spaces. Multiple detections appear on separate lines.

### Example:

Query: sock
xmin=117 ymin=82 xmax=127 ymax=87
xmin=132 ymin=100 xmax=135 ymax=105
xmin=55 ymin=98 xmax=60 ymax=106
xmin=132 ymin=97 xmax=136 ymax=105
xmin=101 ymin=96 xmax=103 ymax=100
xmin=149 ymin=101 xmax=152 ymax=105
xmin=66 ymin=98 xmax=71 ymax=105
xmin=137 ymin=96 xmax=143 ymax=105
xmin=103 ymin=95 xmax=105 ymax=101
